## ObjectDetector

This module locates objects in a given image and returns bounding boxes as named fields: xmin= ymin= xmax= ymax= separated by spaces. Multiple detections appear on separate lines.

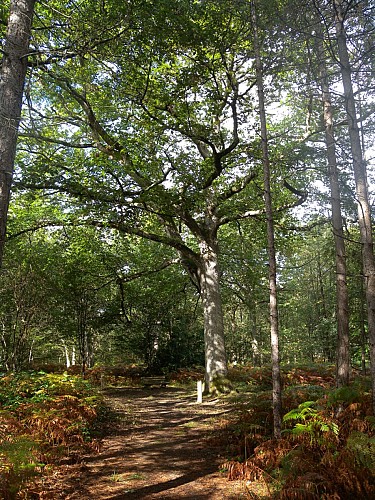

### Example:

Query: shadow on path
xmin=58 ymin=387 xmax=246 ymax=499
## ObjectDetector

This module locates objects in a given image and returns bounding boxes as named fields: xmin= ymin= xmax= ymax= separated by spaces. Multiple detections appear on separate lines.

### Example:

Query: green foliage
xmin=282 ymin=400 xmax=339 ymax=446
xmin=365 ymin=415 xmax=375 ymax=430
xmin=0 ymin=371 xmax=94 ymax=409
xmin=1 ymin=0 xmax=374 ymax=491
xmin=326 ymin=382 xmax=364 ymax=407
xmin=346 ymin=431 xmax=375 ymax=470
xmin=2 ymin=0 xmax=371 ymax=387
xmin=0 ymin=436 xmax=42 ymax=498
xmin=283 ymin=400 xmax=318 ymax=422
xmin=0 ymin=1 xmax=9 ymax=32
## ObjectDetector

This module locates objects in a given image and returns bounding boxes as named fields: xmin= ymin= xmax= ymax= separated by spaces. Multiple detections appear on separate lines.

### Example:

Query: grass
xmin=110 ymin=472 xmax=125 ymax=482
xmin=110 ymin=472 xmax=146 ymax=482
xmin=181 ymin=420 xmax=203 ymax=428
xmin=126 ymin=473 xmax=146 ymax=480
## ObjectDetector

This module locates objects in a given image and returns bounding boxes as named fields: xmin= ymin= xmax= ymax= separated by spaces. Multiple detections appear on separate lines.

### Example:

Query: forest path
xmin=49 ymin=386 xmax=249 ymax=499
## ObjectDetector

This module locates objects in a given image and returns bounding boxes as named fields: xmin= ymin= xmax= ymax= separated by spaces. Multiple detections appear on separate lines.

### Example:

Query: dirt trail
xmin=45 ymin=386 xmax=249 ymax=499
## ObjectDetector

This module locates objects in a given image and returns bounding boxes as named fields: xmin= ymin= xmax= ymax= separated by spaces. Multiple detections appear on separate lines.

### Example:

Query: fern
xmin=327 ymin=385 xmax=362 ymax=407
xmin=283 ymin=401 xmax=318 ymax=422
xmin=282 ymin=401 xmax=339 ymax=446
xmin=346 ymin=431 xmax=375 ymax=469
xmin=0 ymin=435 xmax=42 ymax=497
xmin=365 ymin=415 xmax=375 ymax=431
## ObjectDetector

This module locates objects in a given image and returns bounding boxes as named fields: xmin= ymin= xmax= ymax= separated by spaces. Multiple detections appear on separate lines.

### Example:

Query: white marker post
xmin=197 ymin=380 xmax=203 ymax=403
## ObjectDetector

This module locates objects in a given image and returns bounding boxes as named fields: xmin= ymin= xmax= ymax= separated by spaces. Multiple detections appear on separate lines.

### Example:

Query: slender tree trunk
xmin=77 ymin=299 xmax=88 ymax=375
xmin=334 ymin=0 xmax=375 ymax=412
xmin=0 ymin=0 xmax=36 ymax=267
xmin=197 ymin=235 xmax=228 ymax=392
xmin=1 ymin=329 xmax=10 ymax=371
xmin=252 ymin=0 xmax=282 ymax=439
xmin=316 ymin=31 xmax=350 ymax=387
xmin=360 ymin=287 xmax=367 ymax=374
xmin=28 ymin=338 xmax=34 ymax=365
xmin=63 ymin=343 xmax=72 ymax=368
xmin=357 ymin=265 xmax=368 ymax=374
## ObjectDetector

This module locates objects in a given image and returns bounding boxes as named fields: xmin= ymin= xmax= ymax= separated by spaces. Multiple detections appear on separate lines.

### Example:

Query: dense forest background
xmin=0 ymin=0 xmax=374 ymax=397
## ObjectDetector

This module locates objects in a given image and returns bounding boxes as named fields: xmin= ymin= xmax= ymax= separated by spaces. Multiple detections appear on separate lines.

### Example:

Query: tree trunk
xmin=334 ymin=0 xmax=375 ymax=412
xmin=360 ymin=287 xmax=367 ymax=374
xmin=0 ymin=0 xmax=36 ymax=267
xmin=28 ymin=339 xmax=34 ymax=365
xmin=316 ymin=30 xmax=350 ymax=387
xmin=63 ymin=343 xmax=72 ymax=368
xmin=163 ymin=216 xmax=228 ymax=392
xmin=197 ymin=236 xmax=228 ymax=392
xmin=252 ymin=0 xmax=282 ymax=439
xmin=1 ymin=329 xmax=10 ymax=371
xmin=77 ymin=299 xmax=88 ymax=375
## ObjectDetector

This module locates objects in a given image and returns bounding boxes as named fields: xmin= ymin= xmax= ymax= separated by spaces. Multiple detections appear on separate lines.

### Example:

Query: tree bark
xmin=360 ymin=281 xmax=367 ymax=374
xmin=251 ymin=0 xmax=282 ymax=439
xmin=334 ymin=0 xmax=375 ymax=412
xmin=161 ymin=214 xmax=228 ymax=391
xmin=63 ymin=342 xmax=72 ymax=368
xmin=316 ymin=30 xmax=350 ymax=387
xmin=0 ymin=0 xmax=36 ymax=268
xmin=197 ymin=234 xmax=228 ymax=392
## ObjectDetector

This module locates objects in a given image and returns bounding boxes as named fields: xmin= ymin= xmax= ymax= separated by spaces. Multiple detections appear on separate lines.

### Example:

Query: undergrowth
xmin=220 ymin=365 xmax=375 ymax=499
xmin=5 ymin=364 xmax=373 ymax=499
xmin=0 ymin=371 xmax=106 ymax=499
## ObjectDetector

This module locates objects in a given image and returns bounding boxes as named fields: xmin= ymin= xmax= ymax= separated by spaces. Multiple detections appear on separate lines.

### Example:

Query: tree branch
xmin=117 ymin=258 xmax=180 ymax=283
xmin=217 ymin=171 xmax=257 ymax=204
xmin=19 ymin=132 xmax=93 ymax=149
xmin=218 ymin=183 xmax=308 ymax=226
